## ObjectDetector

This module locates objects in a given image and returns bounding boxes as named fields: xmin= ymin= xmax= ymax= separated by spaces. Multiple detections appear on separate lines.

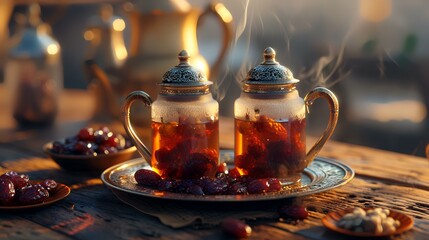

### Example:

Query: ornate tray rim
xmin=101 ymin=152 xmax=354 ymax=202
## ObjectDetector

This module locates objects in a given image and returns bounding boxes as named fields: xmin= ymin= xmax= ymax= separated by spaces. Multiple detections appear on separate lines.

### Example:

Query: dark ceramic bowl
xmin=43 ymin=142 xmax=137 ymax=172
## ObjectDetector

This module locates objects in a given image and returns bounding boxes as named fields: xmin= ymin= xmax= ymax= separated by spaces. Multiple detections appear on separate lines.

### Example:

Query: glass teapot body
xmin=122 ymin=50 xmax=220 ymax=180
xmin=151 ymin=94 xmax=219 ymax=179
xmin=234 ymin=90 xmax=307 ymax=182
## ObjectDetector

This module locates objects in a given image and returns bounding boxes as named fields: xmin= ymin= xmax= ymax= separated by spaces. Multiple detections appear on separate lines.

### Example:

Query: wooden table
xmin=0 ymin=87 xmax=428 ymax=239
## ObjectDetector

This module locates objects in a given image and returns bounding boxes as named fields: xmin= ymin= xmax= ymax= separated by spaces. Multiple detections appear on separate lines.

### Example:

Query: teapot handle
xmin=304 ymin=87 xmax=339 ymax=164
xmin=84 ymin=60 xmax=119 ymax=120
xmin=198 ymin=2 xmax=233 ymax=77
xmin=122 ymin=91 xmax=153 ymax=165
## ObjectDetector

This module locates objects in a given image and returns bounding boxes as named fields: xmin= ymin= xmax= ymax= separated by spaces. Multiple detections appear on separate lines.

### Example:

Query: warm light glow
xmin=193 ymin=59 xmax=209 ymax=77
xmin=112 ymin=19 xmax=126 ymax=32
xmin=112 ymin=31 xmax=128 ymax=63
xmin=84 ymin=30 xmax=94 ymax=41
xmin=215 ymin=3 xmax=233 ymax=23
xmin=114 ymin=45 xmax=128 ymax=61
xmin=360 ymin=0 xmax=391 ymax=22
xmin=47 ymin=43 xmax=59 ymax=55
xmin=191 ymin=55 xmax=210 ymax=78
xmin=366 ymin=100 xmax=426 ymax=123
xmin=51 ymin=213 xmax=95 ymax=235
xmin=182 ymin=13 xmax=199 ymax=56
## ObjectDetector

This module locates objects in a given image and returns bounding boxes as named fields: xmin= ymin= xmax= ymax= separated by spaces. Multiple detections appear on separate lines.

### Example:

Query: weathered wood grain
xmin=0 ymin=215 xmax=72 ymax=240
xmin=320 ymin=140 xmax=429 ymax=190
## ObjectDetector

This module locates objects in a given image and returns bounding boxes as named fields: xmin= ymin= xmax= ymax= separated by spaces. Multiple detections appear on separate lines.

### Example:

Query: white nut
xmin=384 ymin=217 xmax=395 ymax=225
xmin=394 ymin=219 xmax=401 ymax=227
xmin=382 ymin=209 xmax=390 ymax=216
xmin=342 ymin=213 xmax=356 ymax=220
xmin=381 ymin=222 xmax=396 ymax=234
xmin=379 ymin=212 xmax=387 ymax=220
xmin=353 ymin=207 xmax=366 ymax=217
xmin=366 ymin=209 xmax=376 ymax=216
xmin=370 ymin=215 xmax=382 ymax=225
xmin=337 ymin=207 xmax=398 ymax=234
xmin=375 ymin=224 xmax=383 ymax=234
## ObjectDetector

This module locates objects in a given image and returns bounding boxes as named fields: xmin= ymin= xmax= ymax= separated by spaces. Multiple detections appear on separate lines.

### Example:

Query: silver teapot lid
xmin=244 ymin=47 xmax=299 ymax=86
xmin=160 ymin=50 xmax=212 ymax=95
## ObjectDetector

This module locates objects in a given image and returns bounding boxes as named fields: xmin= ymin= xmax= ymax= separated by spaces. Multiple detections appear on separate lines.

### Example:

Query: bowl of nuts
xmin=44 ymin=126 xmax=137 ymax=172
xmin=322 ymin=207 xmax=414 ymax=237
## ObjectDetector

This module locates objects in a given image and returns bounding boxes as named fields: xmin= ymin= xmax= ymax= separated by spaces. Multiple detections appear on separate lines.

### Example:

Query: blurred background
xmin=1 ymin=0 xmax=428 ymax=157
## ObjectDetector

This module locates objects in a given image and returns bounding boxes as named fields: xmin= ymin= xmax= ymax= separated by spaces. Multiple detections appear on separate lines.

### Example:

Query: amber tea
xmin=152 ymin=120 xmax=219 ymax=179
xmin=234 ymin=115 xmax=306 ymax=181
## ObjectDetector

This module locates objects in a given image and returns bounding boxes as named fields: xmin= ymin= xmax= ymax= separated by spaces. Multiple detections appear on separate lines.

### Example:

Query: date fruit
xmin=221 ymin=218 xmax=252 ymax=239
xmin=134 ymin=169 xmax=162 ymax=188
xmin=19 ymin=184 xmax=49 ymax=205
xmin=50 ymin=126 xmax=132 ymax=156
xmin=0 ymin=171 xmax=59 ymax=206
xmin=134 ymin=164 xmax=284 ymax=196
xmin=0 ymin=180 xmax=15 ymax=205
xmin=278 ymin=205 xmax=309 ymax=220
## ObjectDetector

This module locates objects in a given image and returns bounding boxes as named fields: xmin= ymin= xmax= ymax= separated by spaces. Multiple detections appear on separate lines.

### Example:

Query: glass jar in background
xmin=4 ymin=4 xmax=63 ymax=127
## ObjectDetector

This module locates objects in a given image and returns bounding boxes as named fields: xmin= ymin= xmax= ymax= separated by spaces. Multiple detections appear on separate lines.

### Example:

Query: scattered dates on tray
xmin=50 ymin=126 xmax=133 ymax=156
xmin=0 ymin=171 xmax=57 ymax=206
xmin=133 ymin=157 xmax=312 ymax=239
xmin=134 ymin=164 xmax=284 ymax=195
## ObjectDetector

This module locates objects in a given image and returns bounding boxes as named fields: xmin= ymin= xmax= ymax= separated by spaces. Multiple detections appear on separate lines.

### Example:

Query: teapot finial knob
xmin=243 ymin=47 xmax=299 ymax=90
xmin=161 ymin=49 xmax=211 ymax=93
xmin=263 ymin=47 xmax=277 ymax=65
xmin=178 ymin=50 xmax=191 ymax=66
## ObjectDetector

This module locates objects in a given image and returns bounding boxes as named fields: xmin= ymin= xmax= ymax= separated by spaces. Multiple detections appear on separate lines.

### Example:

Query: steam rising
xmin=213 ymin=0 xmax=350 ymax=101
xmin=234 ymin=0 xmax=250 ymax=45
xmin=299 ymin=44 xmax=349 ymax=88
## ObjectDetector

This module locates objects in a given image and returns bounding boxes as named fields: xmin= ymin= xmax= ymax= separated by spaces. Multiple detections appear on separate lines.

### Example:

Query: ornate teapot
xmin=122 ymin=50 xmax=219 ymax=180
xmin=85 ymin=0 xmax=232 ymax=125
xmin=234 ymin=47 xmax=339 ymax=184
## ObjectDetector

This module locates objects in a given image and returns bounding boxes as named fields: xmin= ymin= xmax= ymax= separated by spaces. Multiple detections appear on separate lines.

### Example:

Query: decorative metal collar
xmin=244 ymin=47 xmax=299 ymax=85
xmin=160 ymin=50 xmax=212 ymax=87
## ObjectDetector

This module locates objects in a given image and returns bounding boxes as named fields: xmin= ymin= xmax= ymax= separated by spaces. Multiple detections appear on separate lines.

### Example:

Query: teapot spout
xmin=84 ymin=59 xmax=120 ymax=122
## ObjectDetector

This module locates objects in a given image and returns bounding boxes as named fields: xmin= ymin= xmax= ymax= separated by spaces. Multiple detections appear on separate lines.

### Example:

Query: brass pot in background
xmin=85 ymin=0 xmax=233 ymax=126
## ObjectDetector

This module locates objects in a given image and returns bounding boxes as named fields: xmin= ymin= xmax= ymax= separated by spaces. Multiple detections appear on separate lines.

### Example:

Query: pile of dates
xmin=134 ymin=166 xmax=283 ymax=195
xmin=50 ymin=126 xmax=133 ymax=156
xmin=0 ymin=171 xmax=57 ymax=205
xmin=152 ymin=119 xmax=219 ymax=180
xmin=235 ymin=115 xmax=307 ymax=179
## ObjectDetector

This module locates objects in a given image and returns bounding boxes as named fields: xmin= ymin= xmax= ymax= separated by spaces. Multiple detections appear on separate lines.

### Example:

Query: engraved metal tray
xmin=101 ymin=150 xmax=354 ymax=202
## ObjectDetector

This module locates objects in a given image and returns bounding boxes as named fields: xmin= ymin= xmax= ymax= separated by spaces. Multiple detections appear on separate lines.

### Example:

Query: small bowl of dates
xmin=44 ymin=126 xmax=137 ymax=172
xmin=0 ymin=171 xmax=70 ymax=209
